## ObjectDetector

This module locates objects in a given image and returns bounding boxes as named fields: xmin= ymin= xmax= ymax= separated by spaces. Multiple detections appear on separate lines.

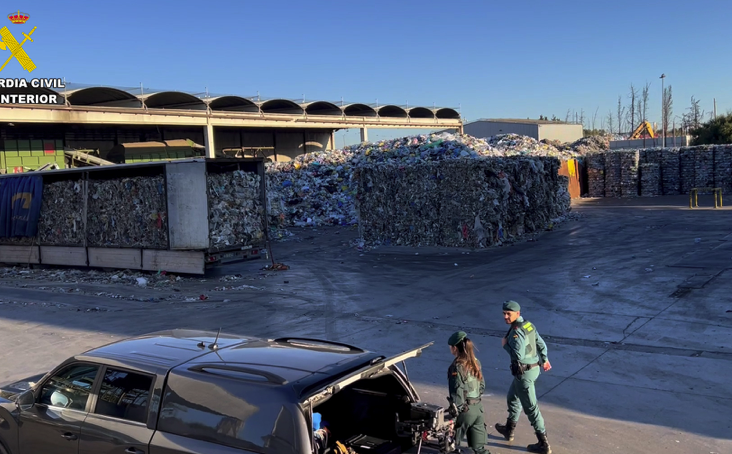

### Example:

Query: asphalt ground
xmin=1 ymin=194 xmax=730 ymax=454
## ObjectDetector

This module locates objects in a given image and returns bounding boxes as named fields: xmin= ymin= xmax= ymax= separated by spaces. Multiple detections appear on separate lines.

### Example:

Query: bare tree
xmin=636 ymin=99 xmax=642 ymax=123
xmin=591 ymin=106 xmax=599 ymax=130
xmin=662 ymin=85 xmax=673 ymax=139
xmin=641 ymin=82 xmax=651 ymax=120
xmin=579 ymin=109 xmax=585 ymax=128
xmin=629 ymin=84 xmax=638 ymax=129
xmin=617 ymin=96 xmax=625 ymax=134
xmin=682 ymin=96 xmax=705 ymax=133
xmin=606 ymin=110 xmax=615 ymax=136
xmin=565 ymin=109 xmax=571 ymax=123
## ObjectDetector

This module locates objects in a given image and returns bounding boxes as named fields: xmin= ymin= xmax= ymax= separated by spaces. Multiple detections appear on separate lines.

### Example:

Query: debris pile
xmin=661 ymin=149 xmax=680 ymax=195
xmin=86 ymin=176 xmax=168 ymax=248
xmin=587 ymin=145 xmax=732 ymax=197
xmin=620 ymin=150 xmax=640 ymax=197
xmin=603 ymin=152 xmax=622 ymax=197
xmin=353 ymin=157 xmax=568 ymax=248
xmin=38 ymin=180 xmax=85 ymax=245
xmin=265 ymin=148 xmax=356 ymax=228
xmin=585 ymin=153 xmax=605 ymax=197
xmin=639 ymin=163 xmax=660 ymax=196
xmin=264 ymin=132 xmax=583 ymax=229
xmin=207 ymin=170 xmax=266 ymax=249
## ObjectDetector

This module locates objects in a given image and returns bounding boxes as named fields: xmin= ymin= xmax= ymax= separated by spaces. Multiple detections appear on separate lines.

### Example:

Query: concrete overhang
xmin=65 ymin=87 xmax=142 ymax=108
xmin=208 ymin=96 xmax=259 ymax=113
xmin=377 ymin=105 xmax=408 ymax=118
xmin=436 ymin=108 xmax=460 ymax=119
xmin=343 ymin=103 xmax=377 ymax=117
xmin=408 ymin=107 xmax=435 ymax=119
xmin=303 ymin=101 xmax=343 ymax=116
xmin=260 ymin=99 xmax=304 ymax=115
xmin=140 ymin=91 xmax=207 ymax=110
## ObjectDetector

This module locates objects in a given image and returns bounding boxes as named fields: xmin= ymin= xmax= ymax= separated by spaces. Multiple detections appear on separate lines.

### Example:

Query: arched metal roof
xmin=208 ymin=96 xmax=259 ymax=112
xmin=436 ymin=108 xmax=460 ymax=119
xmin=65 ymin=87 xmax=142 ymax=107
xmin=304 ymin=101 xmax=342 ymax=116
xmin=343 ymin=103 xmax=377 ymax=117
xmin=0 ymin=86 xmax=64 ymax=105
xmin=408 ymin=107 xmax=435 ymax=119
xmin=141 ymin=91 xmax=207 ymax=110
xmin=377 ymin=105 xmax=408 ymax=118
xmin=260 ymin=99 xmax=304 ymax=115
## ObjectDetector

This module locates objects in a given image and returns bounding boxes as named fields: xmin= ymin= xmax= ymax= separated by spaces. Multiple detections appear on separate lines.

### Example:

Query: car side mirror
xmin=16 ymin=390 xmax=35 ymax=411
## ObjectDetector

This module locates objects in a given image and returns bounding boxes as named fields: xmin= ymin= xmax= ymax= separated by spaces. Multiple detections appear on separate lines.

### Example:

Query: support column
xmin=329 ymin=130 xmax=335 ymax=150
xmin=204 ymin=123 xmax=215 ymax=158
xmin=360 ymin=127 xmax=368 ymax=143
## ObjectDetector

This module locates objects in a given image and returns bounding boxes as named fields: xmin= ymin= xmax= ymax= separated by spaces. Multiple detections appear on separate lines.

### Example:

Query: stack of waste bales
xmin=207 ymin=170 xmax=265 ymax=249
xmin=86 ymin=176 xmax=168 ymax=248
xmin=353 ymin=156 xmax=568 ymax=248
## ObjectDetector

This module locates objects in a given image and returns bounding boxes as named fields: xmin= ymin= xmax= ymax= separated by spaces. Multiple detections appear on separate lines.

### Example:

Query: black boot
xmin=494 ymin=419 xmax=516 ymax=441
xmin=527 ymin=431 xmax=551 ymax=454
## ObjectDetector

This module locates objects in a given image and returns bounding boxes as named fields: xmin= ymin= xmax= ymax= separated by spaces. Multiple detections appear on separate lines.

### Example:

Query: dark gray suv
xmin=0 ymin=329 xmax=452 ymax=454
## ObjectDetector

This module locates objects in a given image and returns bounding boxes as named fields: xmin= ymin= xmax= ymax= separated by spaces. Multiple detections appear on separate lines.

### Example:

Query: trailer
xmin=0 ymin=158 xmax=268 ymax=275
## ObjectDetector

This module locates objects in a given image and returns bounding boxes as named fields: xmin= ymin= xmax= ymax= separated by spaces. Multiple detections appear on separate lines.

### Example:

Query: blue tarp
xmin=0 ymin=175 xmax=43 ymax=238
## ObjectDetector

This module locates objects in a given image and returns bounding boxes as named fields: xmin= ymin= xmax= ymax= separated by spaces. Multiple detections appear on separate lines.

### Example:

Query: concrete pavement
xmin=0 ymin=195 xmax=730 ymax=454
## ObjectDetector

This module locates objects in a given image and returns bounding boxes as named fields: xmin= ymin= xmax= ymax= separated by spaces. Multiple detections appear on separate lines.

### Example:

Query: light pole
xmin=660 ymin=73 xmax=666 ymax=148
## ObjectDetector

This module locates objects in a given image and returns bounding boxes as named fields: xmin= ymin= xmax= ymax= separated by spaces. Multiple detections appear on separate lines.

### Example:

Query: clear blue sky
xmin=2 ymin=0 xmax=728 ymax=145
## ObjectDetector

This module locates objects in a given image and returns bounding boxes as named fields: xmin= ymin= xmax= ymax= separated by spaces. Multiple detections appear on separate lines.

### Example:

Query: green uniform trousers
xmin=455 ymin=402 xmax=488 ymax=454
xmin=506 ymin=367 xmax=545 ymax=433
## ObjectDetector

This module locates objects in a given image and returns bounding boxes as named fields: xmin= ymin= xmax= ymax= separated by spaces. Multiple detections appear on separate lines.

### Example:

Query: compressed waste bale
xmin=694 ymin=145 xmax=715 ymax=190
xmin=679 ymin=148 xmax=696 ymax=194
xmin=264 ymin=132 xmax=587 ymax=229
xmin=604 ymin=151 xmax=622 ymax=197
xmin=208 ymin=170 xmax=265 ymax=249
xmin=620 ymin=150 xmax=640 ymax=197
xmin=585 ymin=152 xmax=605 ymax=197
xmin=38 ymin=180 xmax=85 ymax=246
xmin=639 ymin=163 xmax=661 ymax=196
xmin=86 ymin=176 xmax=168 ymax=248
xmin=713 ymin=145 xmax=732 ymax=195
xmin=661 ymin=148 xmax=680 ymax=195
xmin=354 ymin=156 xmax=567 ymax=248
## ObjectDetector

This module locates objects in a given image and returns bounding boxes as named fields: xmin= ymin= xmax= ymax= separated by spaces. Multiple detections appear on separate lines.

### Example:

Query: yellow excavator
xmin=629 ymin=120 xmax=656 ymax=139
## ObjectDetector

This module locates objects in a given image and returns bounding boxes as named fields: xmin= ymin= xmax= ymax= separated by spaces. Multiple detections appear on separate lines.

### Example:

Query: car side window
xmin=39 ymin=364 xmax=99 ymax=411
xmin=94 ymin=368 xmax=153 ymax=424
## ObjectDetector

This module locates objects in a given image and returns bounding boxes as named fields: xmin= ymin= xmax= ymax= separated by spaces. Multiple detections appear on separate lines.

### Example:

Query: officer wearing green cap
xmin=447 ymin=331 xmax=490 ymax=454
xmin=495 ymin=300 xmax=552 ymax=454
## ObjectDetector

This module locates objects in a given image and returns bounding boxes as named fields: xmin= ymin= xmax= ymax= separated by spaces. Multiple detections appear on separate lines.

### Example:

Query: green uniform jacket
xmin=448 ymin=358 xmax=485 ymax=408
xmin=503 ymin=316 xmax=549 ymax=365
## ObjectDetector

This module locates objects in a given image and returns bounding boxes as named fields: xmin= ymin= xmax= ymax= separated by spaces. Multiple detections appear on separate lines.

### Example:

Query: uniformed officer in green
xmin=447 ymin=331 xmax=490 ymax=454
xmin=495 ymin=301 xmax=552 ymax=454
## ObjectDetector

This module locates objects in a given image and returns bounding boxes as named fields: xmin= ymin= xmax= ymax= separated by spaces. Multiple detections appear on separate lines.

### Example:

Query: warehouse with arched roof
xmin=0 ymin=83 xmax=463 ymax=172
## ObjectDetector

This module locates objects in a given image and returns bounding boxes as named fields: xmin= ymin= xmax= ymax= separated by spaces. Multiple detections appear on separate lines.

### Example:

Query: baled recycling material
xmin=207 ymin=170 xmax=265 ymax=249
xmin=586 ymin=145 xmax=732 ymax=197
xmin=38 ymin=180 xmax=85 ymax=245
xmin=264 ymin=132 xmax=581 ymax=229
xmin=353 ymin=157 xmax=568 ymax=247
xmin=87 ymin=176 xmax=168 ymax=248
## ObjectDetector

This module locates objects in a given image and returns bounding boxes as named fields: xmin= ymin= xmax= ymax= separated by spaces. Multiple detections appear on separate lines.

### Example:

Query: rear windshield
xmin=157 ymin=367 xmax=302 ymax=454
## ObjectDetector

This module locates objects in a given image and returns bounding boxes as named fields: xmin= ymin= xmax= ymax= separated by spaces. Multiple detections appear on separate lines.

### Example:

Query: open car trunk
xmin=305 ymin=342 xmax=451 ymax=454
xmin=313 ymin=372 xmax=415 ymax=454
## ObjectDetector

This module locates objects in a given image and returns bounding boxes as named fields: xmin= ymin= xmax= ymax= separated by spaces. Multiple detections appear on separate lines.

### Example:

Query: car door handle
xmin=125 ymin=448 xmax=144 ymax=454
xmin=61 ymin=432 xmax=78 ymax=441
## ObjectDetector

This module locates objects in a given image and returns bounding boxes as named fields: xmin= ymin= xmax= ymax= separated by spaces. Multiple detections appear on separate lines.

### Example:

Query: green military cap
xmin=503 ymin=300 xmax=521 ymax=312
xmin=448 ymin=331 xmax=467 ymax=346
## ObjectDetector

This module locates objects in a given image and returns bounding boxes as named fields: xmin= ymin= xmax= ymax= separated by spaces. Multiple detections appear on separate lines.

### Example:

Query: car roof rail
xmin=272 ymin=337 xmax=366 ymax=353
xmin=188 ymin=364 xmax=288 ymax=385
